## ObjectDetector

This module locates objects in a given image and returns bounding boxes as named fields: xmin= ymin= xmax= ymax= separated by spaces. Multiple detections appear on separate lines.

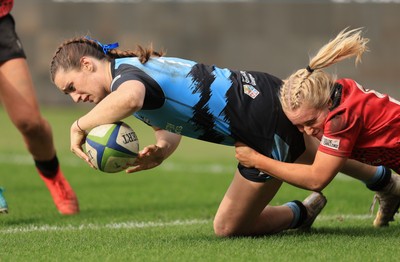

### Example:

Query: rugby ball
xmin=85 ymin=122 xmax=139 ymax=173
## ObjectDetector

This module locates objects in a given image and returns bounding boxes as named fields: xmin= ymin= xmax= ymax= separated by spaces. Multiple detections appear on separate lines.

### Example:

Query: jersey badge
xmin=321 ymin=135 xmax=340 ymax=150
xmin=243 ymin=84 xmax=259 ymax=99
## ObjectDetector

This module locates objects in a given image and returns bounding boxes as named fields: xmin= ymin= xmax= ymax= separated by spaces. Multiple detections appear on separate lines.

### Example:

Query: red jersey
xmin=318 ymin=78 xmax=400 ymax=173
xmin=0 ymin=0 xmax=13 ymax=18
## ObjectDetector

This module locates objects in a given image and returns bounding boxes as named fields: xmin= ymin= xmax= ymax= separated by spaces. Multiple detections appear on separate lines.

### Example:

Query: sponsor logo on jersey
xmin=165 ymin=123 xmax=183 ymax=134
xmin=321 ymin=135 xmax=340 ymax=150
xmin=240 ymin=71 xmax=256 ymax=85
xmin=243 ymin=84 xmax=259 ymax=99
xmin=240 ymin=71 xmax=259 ymax=99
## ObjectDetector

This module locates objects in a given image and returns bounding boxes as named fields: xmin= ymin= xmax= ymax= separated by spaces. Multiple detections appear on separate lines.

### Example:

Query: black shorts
xmin=237 ymin=93 xmax=305 ymax=183
xmin=238 ymin=118 xmax=305 ymax=182
xmin=238 ymin=163 xmax=274 ymax=183
xmin=227 ymin=71 xmax=305 ymax=182
xmin=0 ymin=14 xmax=26 ymax=63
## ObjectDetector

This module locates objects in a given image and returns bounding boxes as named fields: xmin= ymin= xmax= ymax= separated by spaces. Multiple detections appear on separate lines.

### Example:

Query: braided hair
xmin=280 ymin=28 xmax=369 ymax=112
xmin=50 ymin=37 xmax=164 ymax=82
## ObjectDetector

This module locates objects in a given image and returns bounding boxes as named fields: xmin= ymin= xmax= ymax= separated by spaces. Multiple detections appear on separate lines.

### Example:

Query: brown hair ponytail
xmin=50 ymin=36 xmax=164 ymax=82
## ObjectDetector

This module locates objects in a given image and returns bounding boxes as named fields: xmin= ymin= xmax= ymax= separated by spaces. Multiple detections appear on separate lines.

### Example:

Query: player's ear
xmin=327 ymin=99 xmax=334 ymax=111
xmin=80 ymin=56 xmax=93 ymax=72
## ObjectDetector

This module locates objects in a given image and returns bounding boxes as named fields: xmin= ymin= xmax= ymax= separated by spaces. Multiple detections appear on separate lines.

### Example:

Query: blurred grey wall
xmin=11 ymin=0 xmax=400 ymax=105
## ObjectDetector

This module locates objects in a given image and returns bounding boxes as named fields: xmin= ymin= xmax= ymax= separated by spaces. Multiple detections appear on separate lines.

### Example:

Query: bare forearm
xmin=77 ymin=93 xmax=140 ymax=131
xmin=235 ymin=144 xmax=345 ymax=191
xmin=154 ymin=129 xmax=181 ymax=160
xmin=252 ymin=155 xmax=324 ymax=190
xmin=75 ymin=81 xmax=145 ymax=131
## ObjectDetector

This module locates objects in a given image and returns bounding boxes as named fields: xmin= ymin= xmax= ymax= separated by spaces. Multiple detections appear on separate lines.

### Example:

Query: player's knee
xmin=213 ymin=222 xmax=232 ymax=238
xmin=213 ymin=218 xmax=241 ymax=238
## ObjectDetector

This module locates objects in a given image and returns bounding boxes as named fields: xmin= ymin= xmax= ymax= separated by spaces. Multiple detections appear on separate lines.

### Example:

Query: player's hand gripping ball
xmin=85 ymin=122 xmax=139 ymax=173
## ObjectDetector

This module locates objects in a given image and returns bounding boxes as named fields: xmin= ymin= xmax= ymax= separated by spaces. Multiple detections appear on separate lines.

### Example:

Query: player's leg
xmin=214 ymin=170 xmax=288 ymax=237
xmin=0 ymin=59 xmax=55 ymax=160
xmin=366 ymin=167 xmax=400 ymax=227
xmin=303 ymin=135 xmax=400 ymax=227
xmin=213 ymin=168 xmax=326 ymax=237
xmin=335 ymin=160 xmax=400 ymax=227
xmin=0 ymin=58 xmax=79 ymax=215
xmin=214 ymin=108 xmax=326 ymax=237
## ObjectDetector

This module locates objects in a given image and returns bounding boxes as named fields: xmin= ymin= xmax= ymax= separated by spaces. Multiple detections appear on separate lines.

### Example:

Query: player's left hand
xmin=126 ymin=144 xmax=164 ymax=173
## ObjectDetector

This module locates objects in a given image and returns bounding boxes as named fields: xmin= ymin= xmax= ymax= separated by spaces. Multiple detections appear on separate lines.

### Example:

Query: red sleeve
xmin=318 ymin=108 xmax=362 ymax=157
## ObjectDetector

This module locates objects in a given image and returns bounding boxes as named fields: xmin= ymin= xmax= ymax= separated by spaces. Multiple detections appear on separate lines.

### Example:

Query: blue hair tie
xmin=85 ymin=36 xmax=119 ymax=54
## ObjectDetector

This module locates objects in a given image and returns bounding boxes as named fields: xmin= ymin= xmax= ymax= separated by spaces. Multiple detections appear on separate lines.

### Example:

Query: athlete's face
xmin=285 ymin=103 xmax=329 ymax=140
xmin=54 ymin=58 xmax=109 ymax=104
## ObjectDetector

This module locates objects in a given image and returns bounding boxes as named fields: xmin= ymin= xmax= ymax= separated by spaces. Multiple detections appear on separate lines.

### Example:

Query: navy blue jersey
xmin=110 ymin=57 xmax=304 ymax=162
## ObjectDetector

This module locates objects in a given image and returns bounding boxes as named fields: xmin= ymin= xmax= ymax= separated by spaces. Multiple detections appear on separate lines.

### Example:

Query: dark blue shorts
xmin=238 ymin=163 xmax=273 ymax=183
xmin=237 ymin=104 xmax=305 ymax=183
xmin=0 ymin=14 xmax=26 ymax=63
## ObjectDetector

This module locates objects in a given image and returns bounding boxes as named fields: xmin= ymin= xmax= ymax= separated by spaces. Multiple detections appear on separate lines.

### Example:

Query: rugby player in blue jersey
xmin=49 ymin=37 xmax=383 ymax=236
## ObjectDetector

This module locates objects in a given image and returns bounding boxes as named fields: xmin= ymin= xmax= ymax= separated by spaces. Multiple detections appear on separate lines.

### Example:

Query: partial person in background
xmin=235 ymin=28 xmax=400 ymax=227
xmin=49 ymin=36 xmax=386 ymax=236
xmin=0 ymin=187 xmax=7 ymax=213
xmin=0 ymin=0 xmax=79 ymax=215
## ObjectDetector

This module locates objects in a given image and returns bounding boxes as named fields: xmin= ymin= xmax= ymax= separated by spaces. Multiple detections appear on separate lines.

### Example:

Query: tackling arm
xmin=235 ymin=143 xmax=347 ymax=191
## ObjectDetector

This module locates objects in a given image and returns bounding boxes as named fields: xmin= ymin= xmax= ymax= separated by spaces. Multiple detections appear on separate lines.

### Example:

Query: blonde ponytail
xmin=280 ymin=28 xmax=369 ymax=112
xmin=308 ymin=27 xmax=369 ymax=72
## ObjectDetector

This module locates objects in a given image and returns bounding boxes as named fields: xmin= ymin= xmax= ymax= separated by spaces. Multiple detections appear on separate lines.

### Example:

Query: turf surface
xmin=0 ymin=107 xmax=399 ymax=261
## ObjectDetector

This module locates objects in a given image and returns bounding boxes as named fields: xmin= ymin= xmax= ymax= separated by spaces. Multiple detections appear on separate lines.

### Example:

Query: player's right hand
xmin=70 ymin=120 xmax=96 ymax=169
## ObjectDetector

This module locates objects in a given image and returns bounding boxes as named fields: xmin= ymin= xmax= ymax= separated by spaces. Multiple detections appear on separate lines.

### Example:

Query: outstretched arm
xmin=126 ymin=128 xmax=182 ymax=173
xmin=235 ymin=142 xmax=347 ymax=191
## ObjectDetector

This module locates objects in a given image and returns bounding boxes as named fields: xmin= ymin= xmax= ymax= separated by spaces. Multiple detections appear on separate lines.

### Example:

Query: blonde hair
xmin=50 ymin=37 xmax=165 ymax=82
xmin=280 ymin=28 xmax=369 ymax=112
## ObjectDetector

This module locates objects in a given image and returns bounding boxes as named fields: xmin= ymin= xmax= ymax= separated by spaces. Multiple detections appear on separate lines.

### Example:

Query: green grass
xmin=0 ymin=107 xmax=399 ymax=261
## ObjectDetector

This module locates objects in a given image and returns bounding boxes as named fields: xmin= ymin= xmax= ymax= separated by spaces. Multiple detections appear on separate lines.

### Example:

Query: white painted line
xmin=2 ymin=214 xmax=396 ymax=234
xmin=0 ymin=219 xmax=210 ymax=234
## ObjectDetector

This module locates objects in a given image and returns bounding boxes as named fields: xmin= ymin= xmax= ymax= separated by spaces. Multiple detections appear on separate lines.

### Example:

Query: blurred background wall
xmin=11 ymin=0 xmax=400 ymax=105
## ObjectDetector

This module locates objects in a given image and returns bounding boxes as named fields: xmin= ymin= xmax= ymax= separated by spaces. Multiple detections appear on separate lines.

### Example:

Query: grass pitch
xmin=0 ymin=107 xmax=399 ymax=261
